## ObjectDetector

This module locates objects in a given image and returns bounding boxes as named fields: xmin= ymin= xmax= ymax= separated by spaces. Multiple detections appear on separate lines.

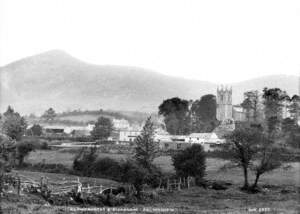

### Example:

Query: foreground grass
xmin=10 ymin=149 xmax=299 ymax=213
xmin=2 ymin=183 xmax=299 ymax=214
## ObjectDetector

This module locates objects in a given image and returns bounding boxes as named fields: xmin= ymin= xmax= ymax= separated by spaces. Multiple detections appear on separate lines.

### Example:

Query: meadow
xmin=3 ymin=148 xmax=299 ymax=213
xmin=26 ymin=148 xmax=300 ymax=187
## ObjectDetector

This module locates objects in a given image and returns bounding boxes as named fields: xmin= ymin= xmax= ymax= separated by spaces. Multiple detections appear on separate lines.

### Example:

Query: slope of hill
xmin=0 ymin=50 xmax=298 ymax=114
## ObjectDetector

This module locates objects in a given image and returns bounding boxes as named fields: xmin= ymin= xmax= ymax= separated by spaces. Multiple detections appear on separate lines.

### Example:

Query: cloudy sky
xmin=0 ymin=0 xmax=299 ymax=83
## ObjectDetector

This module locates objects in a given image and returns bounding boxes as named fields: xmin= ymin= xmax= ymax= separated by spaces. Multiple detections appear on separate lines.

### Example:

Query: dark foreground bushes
xmin=72 ymin=148 xmax=163 ymax=197
xmin=18 ymin=162 xmax=71 ymax=174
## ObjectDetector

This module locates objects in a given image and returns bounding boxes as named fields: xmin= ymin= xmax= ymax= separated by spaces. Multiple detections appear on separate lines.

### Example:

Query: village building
xmin=112 ymin=119 xmax=130 ymax=130
xmin=118 ymin=130 xmax=141 ymax=142
xmin=41 ymin=124 xmax=94 ymax=137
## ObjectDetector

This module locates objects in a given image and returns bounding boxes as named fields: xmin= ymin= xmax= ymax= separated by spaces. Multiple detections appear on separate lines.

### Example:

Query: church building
xmin=216 ymin=86 xmax=245 ymax=122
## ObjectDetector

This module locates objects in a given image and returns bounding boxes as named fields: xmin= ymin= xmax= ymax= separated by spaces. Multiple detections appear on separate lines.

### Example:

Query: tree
xmin=73 ymin=146 xmax=98 ymax=176
xmin=158 ymin=97 xmax=191 ymax=135
xmin=241 ymin=91 xmax=260 ymax=123
xmin=0 ymin=134 xmax=16 ymax=197
xmin=262 ymin=88 xmax=288 ymax=137
xmin=289 ymin=95 xmax=300 ymax=123
xmin=27 ymin=124 xmax=43 ymax=136
xmin=190 ymin=94 xmax=218 ymax=132
xmin=120 ymin=159 xmax=149 ymax=198
xmin=42 ymin=108 xmax=56 ymax=121
xmin=282 ymin=118 xmax=300 ymax=148
xmin=90 ymin=117 xmax=113 ymax=141
xmin=224 ymin=124 xmax=286 ymax=191
xmin=250 ymin=138 xmax=283 ymax=189
xmin=2 ymin=106 xmax=27 ymax=141
xmin=16 ymin=141 xmax=35 ymax=166
xmin=134 ymin=117 xmax=159 ymax=170
xmin=224 ymin=126 xmax=261 ymax=189
xmin=172 ymin=144 xmax=206 ymax=182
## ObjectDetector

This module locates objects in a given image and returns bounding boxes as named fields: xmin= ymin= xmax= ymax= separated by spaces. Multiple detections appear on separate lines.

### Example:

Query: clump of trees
xmin=134 ymin=117 xmax=159 ymax=170
xmin=41 ymin=108 xmax=57 ymax=122
xmin=158 ymin=98 xmax=191 ymax=135
xmin=73 ymin=117 xmax=162 ymax=198
xmin=223 ymin=87 xmax=300 ymax=191
xmin=90 ymin=117 xmax=113 ymax=141
xmin=26 ymin=124 xmax=43 ymax=136
xmin=1 ymin=106 xmax=27 ymax=141
xmin=0 ymin=106 xmax=38 ymax=172
xmin=172 ymin=144 xmax=206 ymax=184
xmin=158 ymin=95 xmax=218 ymax=135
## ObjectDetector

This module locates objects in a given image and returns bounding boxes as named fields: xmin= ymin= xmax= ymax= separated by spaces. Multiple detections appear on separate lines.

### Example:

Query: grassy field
xmin=26 ymin=149 xmax=300 ymax=187
xmin=26 ymin=149 xmax=129 ymax=168
xmin=4 ymin=149 xmax=299 ymax=213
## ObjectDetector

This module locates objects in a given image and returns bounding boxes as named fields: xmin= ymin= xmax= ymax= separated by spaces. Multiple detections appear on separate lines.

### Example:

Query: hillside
xmin=0 ymin=50 xmax=298 ymax=114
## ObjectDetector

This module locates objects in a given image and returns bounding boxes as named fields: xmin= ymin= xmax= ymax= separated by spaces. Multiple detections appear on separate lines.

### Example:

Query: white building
xmin=185 ymin=132 xmax=225 ymax=151
xmin=118 ymin=130 xmax=141 ymax=142
xmin=112 ymin=119 xmax=130 ymax=130
xmin=64 ymin=124 xmax=94 ymax=135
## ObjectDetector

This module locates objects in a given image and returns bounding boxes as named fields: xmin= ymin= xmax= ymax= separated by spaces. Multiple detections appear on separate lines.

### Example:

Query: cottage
xmin=118 ymin=130 xmax=141 ymax=142
xmin=185 ymin=132 xmax=224 ymax=151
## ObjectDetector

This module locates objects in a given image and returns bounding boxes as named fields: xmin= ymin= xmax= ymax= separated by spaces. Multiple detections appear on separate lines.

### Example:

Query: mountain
xmin=0 ymin=50 xmax=298 ymax=114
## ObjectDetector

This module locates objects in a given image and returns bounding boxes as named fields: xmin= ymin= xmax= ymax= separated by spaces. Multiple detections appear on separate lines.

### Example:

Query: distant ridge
xmin=0 ymin=50 xmax=298 ymax=114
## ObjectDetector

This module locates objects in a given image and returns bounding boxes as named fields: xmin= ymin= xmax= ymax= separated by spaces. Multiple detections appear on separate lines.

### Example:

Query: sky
xmin=0 ymin=0 xmax=300 ymax=83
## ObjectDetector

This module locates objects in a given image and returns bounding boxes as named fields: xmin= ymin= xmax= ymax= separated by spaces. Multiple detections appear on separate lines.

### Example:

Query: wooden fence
xmin=2 ymin=173 xmax=118 ymax=197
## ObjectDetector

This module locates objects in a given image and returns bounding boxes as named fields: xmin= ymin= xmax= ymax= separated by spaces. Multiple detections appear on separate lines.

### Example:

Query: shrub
xmin=19 ymin=162 xmax=71 ymax=174
xmin=89 ymin=157 xmax=122 ymax=179
xmin=16 ymin=141 xmax=35 ymax=166
xmin=120 ymin=159 xmax=149 ymax=198
xmin=172 ymin=144 xmax=206 ymax=183
xmin=73 ymin=147 xmax=97 ymax=176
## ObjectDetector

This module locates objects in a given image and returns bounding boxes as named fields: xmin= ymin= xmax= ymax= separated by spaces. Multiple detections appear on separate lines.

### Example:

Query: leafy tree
xmin=27 ymin=124 xmax=43 ymax=136
xmin=282 ymin=118 xmax=300 ymax=148
xmin=172 ymin=144 xmax=206 ymax=182
xmin=3 ymin=106 xmax=14 ymax=117
xmin=0 ymin=134 xmax=16 ymax=196
xmin=120 ymin=159 xmax=149 ymax=198
xmin=16 ymin=141 xmax=35 ymax=166
xmin=250 ymin=138 xmax=283 ymax=189
xmin=190 ymin=94 xmax=218 ymax=132
xmin=224 ymin=124 xmax=286 ymax=191
xmin=73 ymin=146 xmax=98 ymax=176
xmin=158 ymin=97 xmax=191 ymax=135
xmin=42 ymin=108 xmax=57 ymax=121
xmin=241 ymin=91 xmax=261 ymax=123
xmin=2 ymin=106 xmax=27 ymax=141
xmin=90 ymin=117 xmax=113 ymax=141
xmin=224 ymin=126 xmax=261 ymax=189
xmin=262 ymin=88 xmax=288 ymax=136
xmin=134 ymin=117 xmax=159 ymax=170
xmin=289 ymin=95 xmax=300 ymax=123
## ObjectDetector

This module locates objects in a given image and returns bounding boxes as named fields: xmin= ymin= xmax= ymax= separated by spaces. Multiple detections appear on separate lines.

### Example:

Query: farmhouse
xmin=185 ymin=132 xmax=224 ymax=151
xmin=118 ymin=130 xmax=141 ymax=142
xmin=112 ymin=119 xmax=130 ymax=130
xmin=185 ymin=133 xmax=223 ymax=144
xmin=43 ymin=125 xmax=65 ymax=135
xmin=41 ymin=124 xmax=94 ymax=137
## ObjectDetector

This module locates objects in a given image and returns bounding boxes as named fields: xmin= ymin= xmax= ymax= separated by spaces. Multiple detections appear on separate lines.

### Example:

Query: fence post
xmin=167 ymin=178 xmax=170 ymax=192
xmin=187 ymin=176 xmax=190 ymax=189
xmin=178 ymin=178 xmax=181 ymax=191
xmin=87 ymin=184 xmax=91 ymax=193
xmin=17 ymin=176 xmax=21 ymax=196
xmin=77 ymin=177 xmax=82 ymax=194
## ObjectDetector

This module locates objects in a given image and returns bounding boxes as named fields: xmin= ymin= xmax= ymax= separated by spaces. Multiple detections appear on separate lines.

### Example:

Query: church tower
xmin=216 ymin=86 xmax=233 ymax=121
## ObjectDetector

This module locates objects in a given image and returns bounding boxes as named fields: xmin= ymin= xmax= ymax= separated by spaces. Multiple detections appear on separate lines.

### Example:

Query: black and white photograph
xmin=0 ymin=0 xmax=299 ymax=213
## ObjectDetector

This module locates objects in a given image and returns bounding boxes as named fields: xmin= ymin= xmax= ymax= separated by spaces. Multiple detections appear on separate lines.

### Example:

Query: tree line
xmin=158 ymin=94 xmax=219 ymax=135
